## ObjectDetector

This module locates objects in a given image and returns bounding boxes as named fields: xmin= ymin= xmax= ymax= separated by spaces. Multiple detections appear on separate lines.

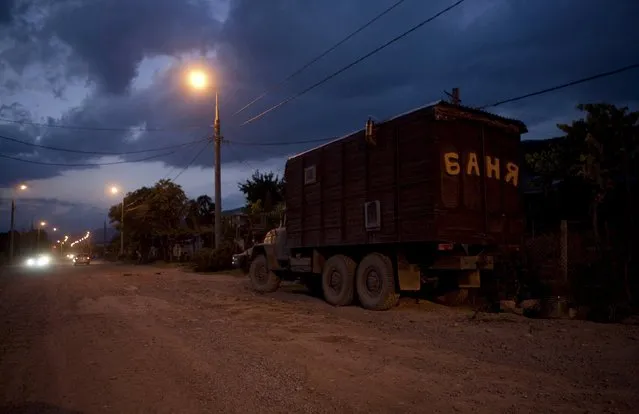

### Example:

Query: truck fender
xmin=252 ymin=244 xmax=282 ymax=271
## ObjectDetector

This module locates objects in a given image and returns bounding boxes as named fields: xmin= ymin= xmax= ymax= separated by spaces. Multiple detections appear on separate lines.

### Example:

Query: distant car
xmin=25 ymin=254 xmax=52 ymax=268
xmin=73 ymin=254 xmax=91 ymax=266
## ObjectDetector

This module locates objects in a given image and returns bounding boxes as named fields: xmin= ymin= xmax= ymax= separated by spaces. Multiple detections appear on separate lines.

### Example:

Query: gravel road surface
xmin=1 ymin=261 xmax=637 ymax=413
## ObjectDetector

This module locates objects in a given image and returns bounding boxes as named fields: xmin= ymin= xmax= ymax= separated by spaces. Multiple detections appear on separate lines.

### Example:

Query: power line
xmin=235 ymin=62 xmax=639 ymax=147
xmin=227 ymin=136 xmax=335 ymax=146
xmin=232 ymin=0 xmax=409 ymax=117
xmin=162 ymin=140 xmax=208 ymax=180
xmin=0 ymin=133 xmax=209 ymax=155
xmin=241 ymin=0 xmax=467 ymax=125
xmin=172 ymin=141 xmax=211 ymax=182
xmin=0 ymin=116 xmax=208 ymax=133
xmin=0 ymin=149 xmax=179 ymax=167
xmin=479 ymin=62 xmax=639 ymax=109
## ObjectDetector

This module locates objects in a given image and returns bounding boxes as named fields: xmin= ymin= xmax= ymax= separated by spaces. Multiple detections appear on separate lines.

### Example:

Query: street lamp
xmin=36 ymin=221 xmax=46 ymax=252
xmin=187 ymin=67 xmax=222 ymax=248
xmin=9 ymin=183 xmax=28 ymax=263
xmin=110 ymin=185 xmax=125 ymax=256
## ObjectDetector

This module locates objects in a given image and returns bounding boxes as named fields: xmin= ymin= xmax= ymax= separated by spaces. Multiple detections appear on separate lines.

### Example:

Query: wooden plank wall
xmin=286 ymin=111 xmax=439 ymax=249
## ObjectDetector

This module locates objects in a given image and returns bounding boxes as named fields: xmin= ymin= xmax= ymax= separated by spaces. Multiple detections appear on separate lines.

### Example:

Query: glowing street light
xmin=110 ymin=185 xmax=126 ymax=256
xmin=187 ymin=69 xmax=209 ymax=90
xmin=9 ymin=183 xmax=29 ymax=262
xmin=36 ymin=220 xmax=46 ymax=251
xmin=186 ymin=66 xmax=222 ymax=248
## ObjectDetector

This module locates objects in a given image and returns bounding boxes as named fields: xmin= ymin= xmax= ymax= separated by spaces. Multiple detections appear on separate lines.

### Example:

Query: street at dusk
xmin=1 ymin=262 xmax=638 ymax=413
xmin=2 ymin=1 xmax=639 ymax=413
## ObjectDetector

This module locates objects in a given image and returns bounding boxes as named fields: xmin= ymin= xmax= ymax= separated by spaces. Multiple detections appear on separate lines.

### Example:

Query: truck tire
xmin=356 ymin=253 xmax=399 ymax=311
xmin=249 ymin=254 xmax=281 ymax=293
xmin=322 ymin=255 xmax=356 ymax=306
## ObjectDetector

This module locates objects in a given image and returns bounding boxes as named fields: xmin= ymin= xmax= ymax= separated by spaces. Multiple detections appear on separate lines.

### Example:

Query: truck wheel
xmin=322 ymin=255 xmax=356 ymax=306
xmin=249 ymin=254 xmax=281 ymax=293
xmin=356 ymin=253 xmax=399 ymax=311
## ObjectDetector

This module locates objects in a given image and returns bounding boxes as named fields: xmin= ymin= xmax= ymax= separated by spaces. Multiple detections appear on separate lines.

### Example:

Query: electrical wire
xmin=479 ymin=62 xmax=639 ymax=109
xmin=232 ymin=0 xmax=409 ymax=117
xmin=0 ymin=133 xmax=209 ymax=155
xmin=227 ymin=136 xmax=336 ymax=146
xmin=0 ymin=149 xmax=179 ymax=167
xmin=0 ymin=116 xmax=208 ymax=133
xmin=241 ymin=0 xmax=467 ymax=125
xmin=171 ymin=141 xmax=211 ymax=182
xmin=162 ymin=139 xmax=209 ymax=180
xmin=233 ymin=62 xmax=639 ymax=147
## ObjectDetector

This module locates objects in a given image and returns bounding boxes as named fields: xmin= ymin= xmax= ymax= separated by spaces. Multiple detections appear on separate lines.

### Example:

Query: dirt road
xmin=0 ymin=262 xmax=637 ymax=413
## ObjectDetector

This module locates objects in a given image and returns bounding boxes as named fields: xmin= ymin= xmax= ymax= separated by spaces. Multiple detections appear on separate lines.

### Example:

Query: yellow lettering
xmin=466 ymin=152 xmax=480 ymax=176
xmin=485 ymin=156 xmax=500 ymax=179
xmin=444 ymin=152 xmax=460 ymax=175
xmin=505 ymin=162 xmax=519 ymax=187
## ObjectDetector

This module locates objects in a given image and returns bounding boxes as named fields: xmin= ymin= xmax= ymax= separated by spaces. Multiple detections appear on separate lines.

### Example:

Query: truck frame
xmin=246 ymin=101 xmax=527 ymax=310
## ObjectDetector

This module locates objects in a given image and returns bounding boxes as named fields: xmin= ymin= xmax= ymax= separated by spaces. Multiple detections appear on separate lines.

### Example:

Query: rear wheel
xmin=248 ymin=254 xmax=281 ymax=293
xmin=356 ymin=253 xmax=399 ymax=311
xmin=322 ymin=255 xmax=356 ymax=306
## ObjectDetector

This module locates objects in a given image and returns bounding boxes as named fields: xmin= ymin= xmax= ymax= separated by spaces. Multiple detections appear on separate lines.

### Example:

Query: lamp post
xmin=36 ymin=221 xmax=46 ymax=252
xmin=188 ymin=68 xmax=222 ymax=248
xmin=9 ymin=183 xmax=28 ymax=263
xmin=110 ymin=186 xmax=125 ymax=256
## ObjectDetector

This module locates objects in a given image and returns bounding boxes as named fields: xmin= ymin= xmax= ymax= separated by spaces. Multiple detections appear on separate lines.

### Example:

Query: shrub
xmin=192 ymin=241 xmax=236 ymax=272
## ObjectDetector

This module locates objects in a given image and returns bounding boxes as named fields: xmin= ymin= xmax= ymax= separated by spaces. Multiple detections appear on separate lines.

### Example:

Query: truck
xmin=245 ymin=101 xmax=527 ymax=310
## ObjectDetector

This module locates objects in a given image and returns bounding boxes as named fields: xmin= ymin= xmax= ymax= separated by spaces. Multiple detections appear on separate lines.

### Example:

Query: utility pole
xmin=9 ymin=199 xmax=15 ymax=263
xmin=120 ymin=197 xmax=125 ymax=256
xmin=214 ymin=91 xmax=222 ymax=249
xmin=103 ymin=219 xmax=107 ymax=257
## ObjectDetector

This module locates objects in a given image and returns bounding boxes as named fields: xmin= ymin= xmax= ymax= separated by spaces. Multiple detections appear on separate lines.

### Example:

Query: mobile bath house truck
xmin=245 ymin=101 xmax=527 ymax=310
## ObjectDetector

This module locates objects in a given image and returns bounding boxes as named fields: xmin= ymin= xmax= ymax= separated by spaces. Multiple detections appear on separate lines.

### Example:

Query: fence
xmin=523 ymin=220 xmax=599 ymax=294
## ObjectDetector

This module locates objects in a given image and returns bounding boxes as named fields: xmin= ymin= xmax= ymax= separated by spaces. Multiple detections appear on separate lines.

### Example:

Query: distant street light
xmin=186 ymin=67 xmax=222 ymax=248
xmin=36 ymin=220 xmax=46 ymax=251
xmin=9 ymin=183 xmax=28 ymax=263
xmin=53 ymin=227 xmax=57 ymax=232
xmin=110 ymin=185 xmax=125 ymax=256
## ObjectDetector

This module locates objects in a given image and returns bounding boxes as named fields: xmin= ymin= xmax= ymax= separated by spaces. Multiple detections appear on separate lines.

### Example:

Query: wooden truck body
xmin=247 ymin=101 xmax=527 ymax=310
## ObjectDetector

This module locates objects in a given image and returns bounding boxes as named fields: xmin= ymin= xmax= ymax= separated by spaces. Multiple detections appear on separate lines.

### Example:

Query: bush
xmin=192 ymin=241 xmax=236 ymax=272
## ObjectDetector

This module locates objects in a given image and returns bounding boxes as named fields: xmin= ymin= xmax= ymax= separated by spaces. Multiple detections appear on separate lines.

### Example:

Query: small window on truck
xmin=364 ymin=200 xmax=381 ymax=231
xmin=304 ymin=165 xmax=316 ymax=184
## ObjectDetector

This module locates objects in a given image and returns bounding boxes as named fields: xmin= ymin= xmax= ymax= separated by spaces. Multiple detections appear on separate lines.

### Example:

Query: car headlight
xmin=26 ymin=258 xmax=35 ymax=266
xmin=36 ymin=256 xmax=50 ymax=266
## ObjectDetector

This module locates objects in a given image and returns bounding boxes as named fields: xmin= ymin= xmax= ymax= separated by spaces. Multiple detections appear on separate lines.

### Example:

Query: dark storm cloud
xmin=0 ymin=0 xmax=15 ymax=25
xmin=2 ymin=0 xmax=639 ymax=188
xmin=47 ymin=0 xmax=222 ymax=94
xmin=221 ymin=0 xmax=639 ymax=133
